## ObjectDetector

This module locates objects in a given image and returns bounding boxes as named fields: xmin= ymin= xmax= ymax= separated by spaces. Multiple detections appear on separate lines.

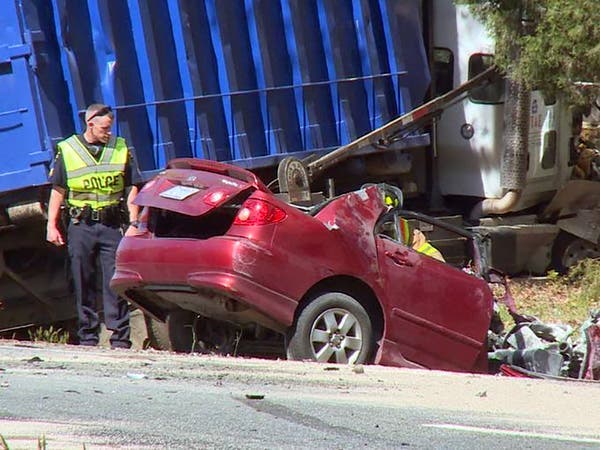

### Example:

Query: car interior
xmin=375 ymin=209 xmax=476 ymax=271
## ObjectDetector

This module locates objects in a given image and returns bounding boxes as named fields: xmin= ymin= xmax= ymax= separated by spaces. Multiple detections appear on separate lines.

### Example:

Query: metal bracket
xmin=277 ymin=156 xmax=311 ymax=203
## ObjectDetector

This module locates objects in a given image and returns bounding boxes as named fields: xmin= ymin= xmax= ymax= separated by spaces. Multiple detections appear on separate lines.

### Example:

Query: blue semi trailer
xmin=0 ymin=0 xmax=431 ymax=331
xmin=3 ymin=1 xmax=597 ymax=338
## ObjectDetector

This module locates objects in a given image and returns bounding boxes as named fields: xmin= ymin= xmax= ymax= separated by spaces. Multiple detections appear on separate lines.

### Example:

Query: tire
xmin=286 ymin=292 xmax=373 ymax=365
xmin=146 ymin=308 xmax=197 ymax=352
xmin=552 ymin=232 xmax=600 ymax=273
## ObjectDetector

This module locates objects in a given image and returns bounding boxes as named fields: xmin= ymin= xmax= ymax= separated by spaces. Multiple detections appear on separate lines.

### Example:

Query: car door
xmin=375 ymin=217 xmax=492 ymax=371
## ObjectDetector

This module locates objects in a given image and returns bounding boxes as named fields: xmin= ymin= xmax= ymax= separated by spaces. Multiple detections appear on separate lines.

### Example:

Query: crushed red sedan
xmin=112 ymin=158 xmax=497 ymax=373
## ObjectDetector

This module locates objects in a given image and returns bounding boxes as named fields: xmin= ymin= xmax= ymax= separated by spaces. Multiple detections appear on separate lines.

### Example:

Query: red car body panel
xmin=134 ymin=169 xmax=254 ymax=217
xmin=112 ymin=159 xmax=493 ymax=373
xmin=376 ymin=237 xmax=491 ymax=371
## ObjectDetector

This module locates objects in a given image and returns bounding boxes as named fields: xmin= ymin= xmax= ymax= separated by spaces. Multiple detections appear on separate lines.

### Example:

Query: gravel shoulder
xmin=1 ymin=341 xmax=599 ymax=448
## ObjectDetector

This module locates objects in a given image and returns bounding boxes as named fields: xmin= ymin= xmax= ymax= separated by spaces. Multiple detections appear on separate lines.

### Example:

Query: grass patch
xmin=0 ymin=434 xmax=53 ymax=450
xmin=504 ymin=259 xmax=600 ymax=327
xmin=28 ymin=326 xmax=70 ymax=344
xmin=0 ymin=434 xmax=87 ymax=449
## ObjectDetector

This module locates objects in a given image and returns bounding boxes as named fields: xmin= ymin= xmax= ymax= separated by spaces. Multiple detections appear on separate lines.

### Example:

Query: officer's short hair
xmin=85 ymin=104 xmax=114 ymax=122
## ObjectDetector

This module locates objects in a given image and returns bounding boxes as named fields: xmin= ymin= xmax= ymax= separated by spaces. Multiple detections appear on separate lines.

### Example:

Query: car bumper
xmin=112 ymin=235 xmax=298 ymax=327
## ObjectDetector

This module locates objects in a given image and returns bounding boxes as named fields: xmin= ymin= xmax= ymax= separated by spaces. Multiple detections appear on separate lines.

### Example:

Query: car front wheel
xmin=286 ymin=292 xmax=373 ymax=365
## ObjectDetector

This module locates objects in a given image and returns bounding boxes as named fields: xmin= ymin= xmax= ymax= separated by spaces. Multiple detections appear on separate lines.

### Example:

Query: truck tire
xmin=146 ymin=309 xmax=198 ymax=352
xmin=286 ymin=292 xmax=373 ymax=365
xmin=552 ymin=231 xmax=600 ymax=273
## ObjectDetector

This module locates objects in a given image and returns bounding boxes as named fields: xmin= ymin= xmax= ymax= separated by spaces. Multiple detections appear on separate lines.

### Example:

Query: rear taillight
xmin=203 ymin=190 xmax=229 ymax=206
xmin=234 ymin=199 xmax=287 ymax=225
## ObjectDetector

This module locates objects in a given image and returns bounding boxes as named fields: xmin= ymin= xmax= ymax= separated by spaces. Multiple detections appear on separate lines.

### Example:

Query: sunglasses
xmin=87 ymin=105 xmax=113 ymax=121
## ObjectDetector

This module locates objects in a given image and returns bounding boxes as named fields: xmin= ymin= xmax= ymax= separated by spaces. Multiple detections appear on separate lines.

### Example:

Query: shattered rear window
xmin=149 ymin=190 xmax=253 ymax=239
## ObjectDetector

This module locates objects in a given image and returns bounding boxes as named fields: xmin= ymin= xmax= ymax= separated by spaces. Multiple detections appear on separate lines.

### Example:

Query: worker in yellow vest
xmin=399 ymin=217 xmax=445 ymax=262
xmin=411 ymin=228 xmax=445 ymax=262
xmin=46 ymin=104 xmax=142 ymax=348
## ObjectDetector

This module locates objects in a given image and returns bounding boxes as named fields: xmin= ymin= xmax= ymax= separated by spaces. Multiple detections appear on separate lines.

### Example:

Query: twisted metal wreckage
xmin=490 ymin=279 xmax=600 ymax=381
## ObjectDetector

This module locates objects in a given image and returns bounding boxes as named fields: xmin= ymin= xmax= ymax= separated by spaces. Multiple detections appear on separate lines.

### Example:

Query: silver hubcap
xmin=309 ymin=308 xmax=363 ymax=364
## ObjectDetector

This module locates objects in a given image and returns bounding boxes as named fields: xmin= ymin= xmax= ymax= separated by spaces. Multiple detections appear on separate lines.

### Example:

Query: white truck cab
xmin=429 ymin=3 xmax=599 ymax=274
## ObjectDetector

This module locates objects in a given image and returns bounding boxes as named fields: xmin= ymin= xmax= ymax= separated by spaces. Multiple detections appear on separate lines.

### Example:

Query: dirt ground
xmin=1 ymin=341 xmax=600 ymax=449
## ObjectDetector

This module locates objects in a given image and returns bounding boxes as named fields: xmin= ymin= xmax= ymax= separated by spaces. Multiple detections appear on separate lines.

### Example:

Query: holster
xmin=67 ymin=204 xmax=123 ymax=227
xmin=59 ymin=205 xmax=69 ymax=236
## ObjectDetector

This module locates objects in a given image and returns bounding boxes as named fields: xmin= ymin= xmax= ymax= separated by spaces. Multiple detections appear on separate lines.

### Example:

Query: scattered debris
xmin=245 ymin=394 xmax=265 ymax=400
xmin=580 ymin=311 xmax=600 ymax=380
xmin=25 ymin=356 xmax=43 ymax=364
xmin=490 ymin=308 xmax=600 ymax=381
xmin=352 ymin=365 xmax=365 ymax=374
xmin=126 ymin=372 xmax=147 ymax=380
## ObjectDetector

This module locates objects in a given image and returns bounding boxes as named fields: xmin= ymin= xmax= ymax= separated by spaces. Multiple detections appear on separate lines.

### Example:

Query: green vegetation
xmin=0 ymin=434 xmax=87 ymax=449
xmin=0 ymin=434 xmax=46 ymax=450
xmin=27 ymin=326 xmax=69 ymax=344
xmin=504 ymin=259 xmax=600 ymax=327
xmin=460 ymin=0 xmax=600 ymax=105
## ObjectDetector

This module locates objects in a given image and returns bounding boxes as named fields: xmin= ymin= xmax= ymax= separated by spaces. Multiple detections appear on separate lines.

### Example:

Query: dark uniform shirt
xmin=50 ymin=133 xmax=143 ymax=189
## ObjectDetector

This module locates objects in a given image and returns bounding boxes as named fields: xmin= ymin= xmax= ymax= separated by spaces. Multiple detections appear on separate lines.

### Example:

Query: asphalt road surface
xmin=0 ymin=341 xmax=599 ymax=449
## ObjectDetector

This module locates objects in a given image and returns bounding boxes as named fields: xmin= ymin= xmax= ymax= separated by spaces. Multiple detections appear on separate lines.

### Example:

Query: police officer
xmin=46 ymin=103 xmax=142 ymax=348
xmin=398 ymin=217 xmax=445 ymax=262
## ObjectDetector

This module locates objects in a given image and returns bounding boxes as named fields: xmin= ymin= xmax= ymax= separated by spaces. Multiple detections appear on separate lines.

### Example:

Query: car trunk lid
xmin=134 ymin=158 xmax=265 ymax=217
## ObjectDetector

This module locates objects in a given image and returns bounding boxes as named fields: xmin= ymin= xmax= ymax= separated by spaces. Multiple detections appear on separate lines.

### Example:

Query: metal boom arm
xmin=307 ymin=65 xmax=500 ymax=179
xmin=277 ymin=65 xmax=500 ymax=202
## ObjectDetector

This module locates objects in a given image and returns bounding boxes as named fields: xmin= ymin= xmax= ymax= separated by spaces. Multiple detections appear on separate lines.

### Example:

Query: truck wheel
xmin=286 ymin=292 xmax=373 ymax=365
xmin=146 ymin=308 xmax=198 ymax=352
xmin=552 ymin=231 xmax=600 ymax=273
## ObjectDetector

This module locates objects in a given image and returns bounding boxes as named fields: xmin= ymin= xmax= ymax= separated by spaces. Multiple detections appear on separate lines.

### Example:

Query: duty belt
xmin=68 ymin=205 xmax=122 ymax=226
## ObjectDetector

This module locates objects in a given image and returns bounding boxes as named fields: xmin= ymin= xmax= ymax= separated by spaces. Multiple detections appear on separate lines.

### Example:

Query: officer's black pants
xmin=67 ymin=220 xmax=130 ymax=348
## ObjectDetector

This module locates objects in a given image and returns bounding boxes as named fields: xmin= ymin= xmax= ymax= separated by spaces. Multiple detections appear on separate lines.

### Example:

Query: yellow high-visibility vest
xmin=415 ymin=241 xmax=445 ymax=262
xmin=58 ymin=135 xmax=128 ymax=209
xmin=399 ymin=218 xmax=411 ymax=245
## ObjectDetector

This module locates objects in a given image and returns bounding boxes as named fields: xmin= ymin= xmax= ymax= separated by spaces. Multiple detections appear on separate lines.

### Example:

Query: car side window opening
xmin=376 ymin=212 xmax=446 ymax=263
xmin=375 ymin=210 xmax=485 ymax=273
xmin=377 ymin=215 xmax=401 ymax=242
